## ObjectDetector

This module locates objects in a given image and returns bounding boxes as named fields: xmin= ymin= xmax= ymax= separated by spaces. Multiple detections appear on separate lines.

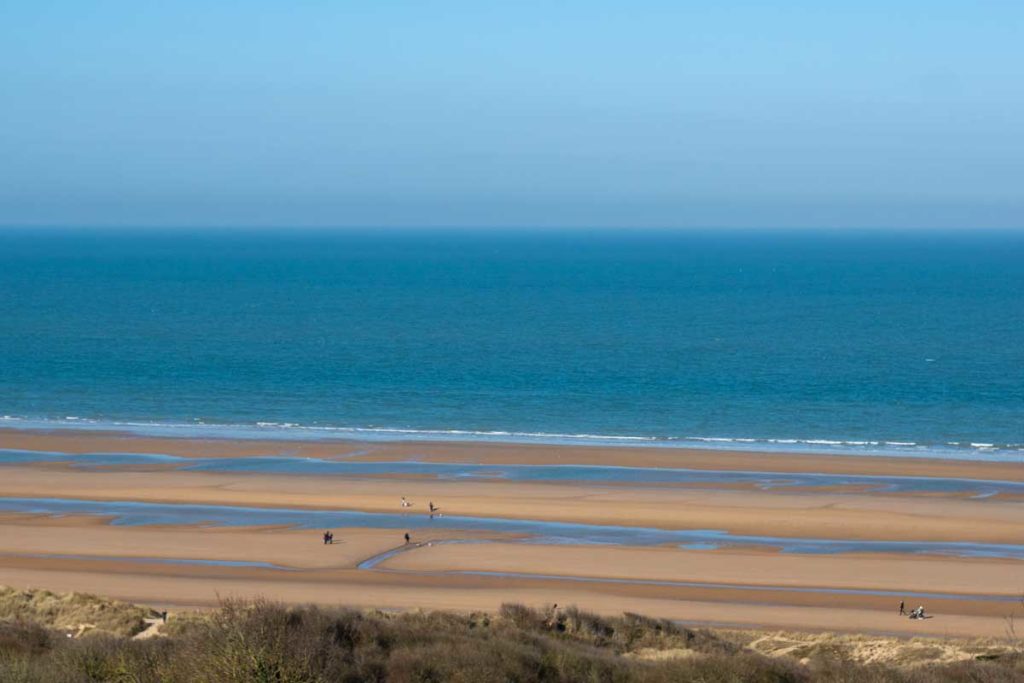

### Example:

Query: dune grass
xmin=0 ymin=587 xmax=151 ymax=638
xmin=1 ymin=590 xmax=1023 ymax=681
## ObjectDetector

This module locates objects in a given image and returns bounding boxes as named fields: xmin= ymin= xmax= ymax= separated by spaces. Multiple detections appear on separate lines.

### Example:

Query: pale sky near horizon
xmin=1 ymin=1 xmax=1022 ymax=229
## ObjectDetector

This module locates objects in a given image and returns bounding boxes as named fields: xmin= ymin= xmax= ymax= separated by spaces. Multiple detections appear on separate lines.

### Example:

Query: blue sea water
xmin=0 ymin=228 xmax=1022 ymax=458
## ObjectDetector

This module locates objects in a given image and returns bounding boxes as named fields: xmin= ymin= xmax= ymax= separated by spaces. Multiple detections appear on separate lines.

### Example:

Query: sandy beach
xmin=1 ymin=428 xmax=1023 ymax=638
xmin=5 ymin=428 xmax=1024 ymax=480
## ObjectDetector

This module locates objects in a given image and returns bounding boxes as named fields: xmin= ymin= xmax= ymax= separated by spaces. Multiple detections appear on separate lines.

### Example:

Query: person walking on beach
xmin=404 ymin=532 xmax=411 ymax=544
xmin=899 ymin=600 xmax=905 ymax=616
xmin=429 ymin=501 xmax=436 ymax=513
xmin=323 ymin=531 xmax=330 ymax=545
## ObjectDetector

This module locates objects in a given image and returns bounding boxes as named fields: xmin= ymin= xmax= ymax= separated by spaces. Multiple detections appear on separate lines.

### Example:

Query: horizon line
xmin=2 ymin=224 xmax=1023 ymax=234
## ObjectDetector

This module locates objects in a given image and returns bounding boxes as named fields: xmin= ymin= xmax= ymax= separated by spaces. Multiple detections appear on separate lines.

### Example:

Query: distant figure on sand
xmin=404 ymin=532 xmax=411 ymax=544
xmin=429 ymin=501 xmax=436 ymax=513
xmin=909 ymin=606 xmax=926 ymax=619
xmin=401 ymin=497 xmax=411 ymax=508
xmin=323 ymin=531 xmax=333 ymax=545
xmin=899 ymin=600 xmax=905 ymax=616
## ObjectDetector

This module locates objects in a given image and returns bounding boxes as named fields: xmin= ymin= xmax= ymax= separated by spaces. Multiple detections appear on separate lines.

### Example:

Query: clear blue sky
xmin=1 ymin=1 xmax=1022 ymax=229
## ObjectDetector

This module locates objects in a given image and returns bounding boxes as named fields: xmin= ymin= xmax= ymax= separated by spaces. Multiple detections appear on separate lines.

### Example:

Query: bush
xmin=0 ymin=600 xmax=1021 ymax=682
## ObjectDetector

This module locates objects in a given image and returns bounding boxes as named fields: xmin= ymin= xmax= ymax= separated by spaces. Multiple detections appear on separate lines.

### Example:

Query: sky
xmin=1 ymin=1 xmax=1022 ymax=229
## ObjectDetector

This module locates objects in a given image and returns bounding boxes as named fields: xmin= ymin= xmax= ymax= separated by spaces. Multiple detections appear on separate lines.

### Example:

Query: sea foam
xmin=1 ymin=416 xmax=1022 ymax=462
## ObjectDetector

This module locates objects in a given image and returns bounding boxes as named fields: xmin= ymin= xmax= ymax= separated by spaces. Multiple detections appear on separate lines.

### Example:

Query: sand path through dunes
xmin=133 ymin=618 xmax=165 ymax=639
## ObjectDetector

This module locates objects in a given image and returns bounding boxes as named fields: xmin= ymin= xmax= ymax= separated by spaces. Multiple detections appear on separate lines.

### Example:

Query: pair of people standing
xmin=322 ymin=531 xmax=334 ymax=544
xmin=401 ymin=497 xmax=439 ymax=514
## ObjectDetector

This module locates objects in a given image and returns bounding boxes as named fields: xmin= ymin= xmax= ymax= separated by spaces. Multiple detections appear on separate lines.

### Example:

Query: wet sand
xmin=0 ymin=546 xmax=1016 ymax=634
xmin=2 ymin=466 xmax=1023 ymax=544
xmin=379 ymin=540 xmax=1024 ymax=599
xmin=1 ymin=428 xmax=1022 ymax=638
xmin=5 ymin=428 xmax=1024 ymax=480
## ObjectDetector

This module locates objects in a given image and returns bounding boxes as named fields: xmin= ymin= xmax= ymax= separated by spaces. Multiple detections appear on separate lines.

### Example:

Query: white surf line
xmin=7 ymin=449 xmax=1024 ymax=496
xmin=3 ymin=417 xmax=1023 ymax=461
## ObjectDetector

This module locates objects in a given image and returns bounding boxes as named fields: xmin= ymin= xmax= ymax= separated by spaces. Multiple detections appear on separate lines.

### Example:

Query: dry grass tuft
xmin=1 ymin=590 xmax=1023 ymax=681
xmin=0 ymin=586 xmax=152 ymax=638
xmin=742 ymin=629 xmax=1022 ymax=670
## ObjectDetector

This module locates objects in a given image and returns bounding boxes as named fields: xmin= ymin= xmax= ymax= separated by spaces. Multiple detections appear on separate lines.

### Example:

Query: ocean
xmin=1 ymin=228 xmax=1021 ymax=459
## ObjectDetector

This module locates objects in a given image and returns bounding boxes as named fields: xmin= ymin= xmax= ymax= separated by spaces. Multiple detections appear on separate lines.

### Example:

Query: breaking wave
xmin=1 ymin=415 xmax=1022 ymax=461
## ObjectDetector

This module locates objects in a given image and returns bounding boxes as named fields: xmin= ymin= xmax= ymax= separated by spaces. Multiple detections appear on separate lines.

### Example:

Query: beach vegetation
xmin=1 ymin=592 xmax=1023 ymax=681
xmin=0 ymin=587 xmax=150 ymax=639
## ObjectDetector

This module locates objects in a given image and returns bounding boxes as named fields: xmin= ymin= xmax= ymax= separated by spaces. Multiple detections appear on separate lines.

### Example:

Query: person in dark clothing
xmin=899 ymin=600 xmax=905 ymax=616
xmin=404 ymin=532 xmax=411 ymax=544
